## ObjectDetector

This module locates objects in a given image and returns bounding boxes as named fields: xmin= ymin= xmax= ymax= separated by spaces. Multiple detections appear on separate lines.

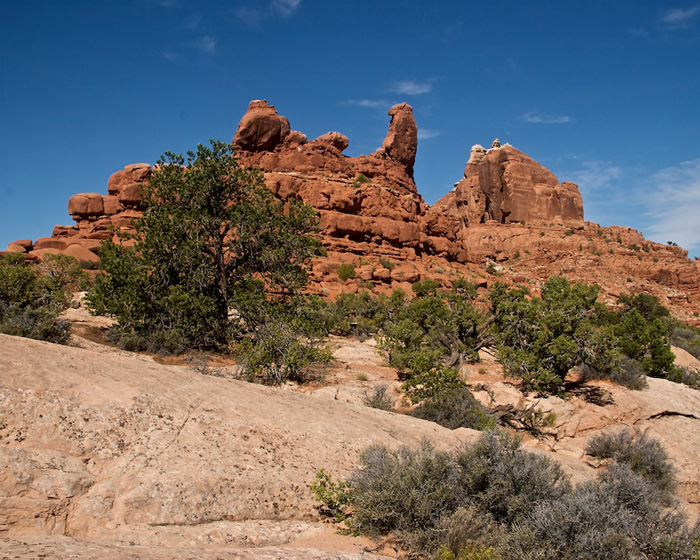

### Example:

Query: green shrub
xmin=337 ymin=262 xmax=355 ymax=282
xmin=410 ymin=386 xmax=494 ymax=430
xmin=344 ymin=432 xmax=570 ymax=556
xmin=235 ymin=320 xmax=331 ymax=385
xmin=310 ymin=470 xmax=353 ymax=522
xmin=504 ymin=463 xmax=697 ymax=560
xmin=455 ymin=431 xmax=570 ymax=525
xmin=381 ymin=284 xmax=487 ymax=400
xmin=378 ymin=256 xmax=394 ymax=270
xmin=326 ymin=289 xmax=405 ymax=338
xmin=0 ymin=253 xmax=82 ymax=345
xmin=348 ymin=441 xmax=465 ymax=552
xmin=334 ymin=431 xmax=698 ymax=559
xmin=353 ymin=173 xmax=371 ymax=185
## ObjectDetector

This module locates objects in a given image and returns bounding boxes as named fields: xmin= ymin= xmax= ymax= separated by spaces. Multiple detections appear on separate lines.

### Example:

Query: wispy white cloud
xmin=661 ymin=6 xmax=700 ymax=29
xmin=271 ymin=0 xmax=301 ymax=16
xmin=391 ymin=80 xmax=432 ymax=95
xmin=644 ymin=158 xmax=700 ymax=251
xmin=521 ymin=111 xmax=571 ymax=124
xmin=192 ymin=35 xmax=216 ymax=53
xmin=566 ymin=160 xmax=622 ymax=192
xmin=417 ymin=129 xmax=440 ymax=140
xmin=343 ymin=99 xmax=388 ymax=109
xmin=151 ymin=0 xmax=178 ymax=7
xmin=629 ymin=26 xmax=651 ymax=37
xmin=235 ymin=0 xmax=301 ymax=23
xmin=177 ymin=14 xmax=203 ymax=30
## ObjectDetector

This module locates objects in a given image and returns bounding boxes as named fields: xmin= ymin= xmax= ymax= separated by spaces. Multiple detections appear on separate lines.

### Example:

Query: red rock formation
xmin=431 ymin=144 xmax=584 ymax=226
xmin=5 ymin=99 xmax=699 ymax=319
xmin=232 ymin=100 xmax=290 ymax=151
xmin=377 ymin=103 xmax=418 ymax=178
xmin=232 ymin=100 xmax=466 ymax=265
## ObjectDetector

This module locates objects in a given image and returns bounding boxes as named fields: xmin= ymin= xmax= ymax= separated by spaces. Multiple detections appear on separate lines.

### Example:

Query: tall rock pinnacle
xmin=379 ymin=103 xmax=418 ymax=178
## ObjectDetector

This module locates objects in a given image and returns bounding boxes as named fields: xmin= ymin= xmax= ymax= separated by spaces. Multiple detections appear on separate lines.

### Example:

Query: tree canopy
xmin=88 ymin=140 xmax=324 ymax=360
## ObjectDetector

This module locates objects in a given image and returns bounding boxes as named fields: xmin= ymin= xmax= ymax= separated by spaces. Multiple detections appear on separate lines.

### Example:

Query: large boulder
xmin=232 ymin=100 xmax=290 ymax=151
xmin=378 ymin=103 xmax=418 ymax=178
xmin=68 ymin=193 xmax=104 ymax=218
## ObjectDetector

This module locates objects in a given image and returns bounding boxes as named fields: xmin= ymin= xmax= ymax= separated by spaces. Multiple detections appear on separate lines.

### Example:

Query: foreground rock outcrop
xmin=0 ymin=333 xmax=472 ymax=548
xmin=1 ymin=330 xmax=699 ymax=557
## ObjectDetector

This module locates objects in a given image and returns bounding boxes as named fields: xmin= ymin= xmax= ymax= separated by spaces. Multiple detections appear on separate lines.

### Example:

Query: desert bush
xmin=410 ymin=386 xmax=493 ymax=430
xmin=362 ymin=384 xmax=393 ymax=410
xmin=0 ymin=301 xmax=70 ymax=344
xmin=504 ymin=463 xmax=697 ymax=560
xmin=670 ymin=324 xmax=700 ymax=361
xmin=585 ymin=428 xmax=675 ymax=495
xmin=235 ymin=319 xmax=331 ymax=384
xmin=345 ymin=432 xmax=569 ymax=555
xmin=490 ymin=277 xmax=602 ymax=392
xmin=349 ymin=441 xmax=465 ymax=552
xmin=337 ymin=262 xmax=355 ymax=281
xmin=381 ymin=283 xmax=487 ymax=401
xmin=491 ymin=278 xmax=687 ymax=392
xmin=310 ymin=470 xmax=353 ymax=522
xmin=319 ymin=428 xmax=699 ymax=559
xmin=454 ymin=430 xmax=570 ymax=525
xmin=326 ymin=289 xmax=405 ymax=339
xmin=436 ymin=507 xmax=504 ymax=560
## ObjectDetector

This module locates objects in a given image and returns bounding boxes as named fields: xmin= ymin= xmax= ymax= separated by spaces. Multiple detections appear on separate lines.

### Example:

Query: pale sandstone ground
xmin=1 ymin=311 xmax=700 ymax=558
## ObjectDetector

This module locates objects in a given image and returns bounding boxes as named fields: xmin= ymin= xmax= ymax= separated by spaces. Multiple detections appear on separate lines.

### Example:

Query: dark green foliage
xmin=87 ymin=141 xmax=325 ymax=378
xmin=586 ymin=428 xmax=675 ymax=495
xmin=0 ymin=253 xmax=85 ymax=344
xmin=324 ymin=289 xmax=405 ymax=339
xmin=381 ymin=281 xmax=486 ymax=401
xmin=490 ymin=277 xmax=602 ymax=392
xmin=410 ymin=386 xmax=494 ymax=430
xmin=310 ymin=470 xmax=353 ymax=522
xmin=491 ymin=277 xmax=687 ymax=392
xmin=337 ymin=262 xmax=355 ymax=281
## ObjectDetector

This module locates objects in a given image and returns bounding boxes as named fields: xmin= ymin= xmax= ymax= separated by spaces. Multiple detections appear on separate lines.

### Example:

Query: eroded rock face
xmin=232 ymin=100 xmax=291 ymax=151
xmin=233 ymin=101 xmax=468 ymax=267
xmin=378 ymin=103 xmax=418 ymax=177
xmin=431 ymin=144 xmax=584 ymax=226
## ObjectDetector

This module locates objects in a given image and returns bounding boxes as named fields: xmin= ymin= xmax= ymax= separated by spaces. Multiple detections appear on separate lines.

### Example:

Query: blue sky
xmin=2 ymin=1 xmax=699 ymax=256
